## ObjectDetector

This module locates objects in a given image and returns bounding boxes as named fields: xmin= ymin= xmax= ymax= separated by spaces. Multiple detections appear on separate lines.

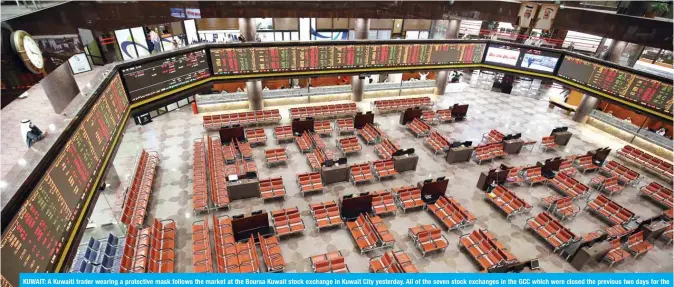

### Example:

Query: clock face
xmin=22 ymin=36 xmax=44 ymax=69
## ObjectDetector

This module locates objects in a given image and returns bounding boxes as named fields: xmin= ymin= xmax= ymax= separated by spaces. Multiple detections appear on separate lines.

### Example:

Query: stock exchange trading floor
xmin=80 ymin=88 xmax=673 ymax=273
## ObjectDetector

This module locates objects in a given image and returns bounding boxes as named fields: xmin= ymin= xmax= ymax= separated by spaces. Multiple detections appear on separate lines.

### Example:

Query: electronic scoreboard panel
xmin=558 ymin=56 xmax=673 ymax=115
xmin=209 ymin=43 xmax=487 ymax=75
xmin=0 ymin=74 xmax=129 ymax=287
xmin=121 ymin=49 xmax=210 ymax=103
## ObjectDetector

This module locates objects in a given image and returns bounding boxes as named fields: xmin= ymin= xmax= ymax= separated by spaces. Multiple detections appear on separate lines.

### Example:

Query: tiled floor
xmin=84 ymin=87 xmax=673 ymax=273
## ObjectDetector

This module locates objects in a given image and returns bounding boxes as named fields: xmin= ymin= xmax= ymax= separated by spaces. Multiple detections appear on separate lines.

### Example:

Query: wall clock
xmin=10 ymin=30 xmax=44 ymax=74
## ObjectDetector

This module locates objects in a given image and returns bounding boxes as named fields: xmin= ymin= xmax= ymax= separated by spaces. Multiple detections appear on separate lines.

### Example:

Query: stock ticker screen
xmin=558 ymin=56 xmax=673 ymax=114
xmin=209 ymin=43 xmax=486 ymax=75
xmin=0 ymin=74 xmax=129 ymax=287
xmin=121 ymin=49 xmax=210 ymax=103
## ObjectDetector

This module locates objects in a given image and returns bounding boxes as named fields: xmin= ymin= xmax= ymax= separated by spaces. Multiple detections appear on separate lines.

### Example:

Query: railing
xmin=590 ymin=110 xmax=672 ymax=149
xmin=195 ymin=81 xmax=436 ymax=106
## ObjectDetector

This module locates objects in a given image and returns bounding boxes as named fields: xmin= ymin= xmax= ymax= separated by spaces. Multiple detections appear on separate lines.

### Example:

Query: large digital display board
xmin=484 ymin=44 xmax=561 ymax=74
xmin=121 ymin=49 xmax=210 ymax=102
xmin=0 ymin=74 xmax=129 ymax=287
xmin=558 ymin=56 xmax=673 ymax=114
xmin=209 ymin=43 xmax=486 ymax=75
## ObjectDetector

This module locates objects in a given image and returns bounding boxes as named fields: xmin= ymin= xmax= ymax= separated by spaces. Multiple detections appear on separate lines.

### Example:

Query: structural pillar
xmin=351 ymin=18 xmax=370 ymax=102
xmin=572 ymin=93 xmax=599 ymax=123
xmin=445 ymin=19 xmax=460 ymax=39
xmin=238 ymin=18 xmax=257 ymax=42
xmin=435 ymin=70 xmax=449 ymax=95
xmin=246 ymin=80 xmax=264 ymax=110
xmin=435 ymin=19 xmax=460 ymax=96
xmin=606 ymin=40 xmax=628 ymax=64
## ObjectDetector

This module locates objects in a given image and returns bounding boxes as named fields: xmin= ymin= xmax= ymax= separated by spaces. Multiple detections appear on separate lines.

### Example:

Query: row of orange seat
xmin=314 ymin=120 xmax=332 ymax=135
xmin=428 ymin=196 xmax=476 ymax=230
xmin=589 ymin=175 xmax=624 ymax=196
xmin=290 ymin=103 xmax=358 ymax=119
xmin=599 ymin=160 xmax=641 ymax=186
xmin=585 ymin=195 xmax=635 ymax=226
xmin=639 ymin=182 xmax=673 ymax=209
xmin=369 ymin=250 xmax=418 ymax=273
xmin=336 ymin=118 xmax=355 ymax=135
xmin=192 ymin=217 xmax=213 ymax=272
xmin=121 ymin=149 xmax=159 ymax=226
xmin=259 ymin=177 xmax=286 ymax=200
xmin=212 ymin=215 xmax=261 ymax=273
xmin=209 ymin=137 xmax=230 ymax=208
xmin=574 ymin=155 xmax=599 ymax=173
xmin=540 ymin=136 xmax=559 ymax=152
xmin=264 ymin=148 xmax=288 ymax=167
xmin=203 ymin=110 xmax=281 ymax=130
xmin=485 ymin=185 xmax=532 ymax=220
xmin=604 ymin=231 xmax=654 ymax=267
xmin=374 ymin=138 xmax=400 ymax=159
xmin=224 ymin=160 xmax=257 ymax=178
xmin=408 ymin=224 xmax=448 ymax=257
xmin=295 ymin=132 xmax=313 ymax=153
xmin=271 ymin=207 xmax=306 ymax=236
xmin=407 ymin=118 xmax=431 ymax=138
xmin=548 ymin=172 xmax=591 ymax=199
xmin=420 ymin=110 xmax=437 ymax=125
xmin=391 ymin=186 xmax=425 ymax=212
xmin=424 ymin=131 xmax=450 ymax=155
xmin=310 ymin=251 xmax=349 ymax=273
xmin=245 ymin=128 xmax=267 ymax=145
xmin=121 ymin=219 xmax=175 ymax=273
xmin=374 ymin=97 xmax=432 ymax=113
xmin=273 ymin=126 xmax=293 ymax=143
xmin=350 ymin=163 xmax=375 ymax=185
xmin=459 ymin=229 xmax=517 ymax=271
xmin=310 ymin=201 xmax=343 ymax=231
xmin=372 ymin=159 xmax=398 ymax=180
xmin=347 ymin=213 xmax=395 ymax=253
xmin=617 ymin=145 xmax=672 ymax=182
xmin=337 ymin=136 xmax=361 ymax=154
xmin=482 ymin=129 xmax=504 ymax=144
xmin=306 ymin=148 xmax=334 ymax=171
xmin=371 ymin=190 xmax=397 ymax=216
xmin=357 ymin=123 xmax=383 ymax=144
xmin=526 ymin=212 xmax=578 ymax=253
xmin=472 ymin=143 xmax=506 ymax=164
xmin=193 ymin=141 xmax=208 ymax=212
xmin=297 ymin=172 xmax=324 ymax=196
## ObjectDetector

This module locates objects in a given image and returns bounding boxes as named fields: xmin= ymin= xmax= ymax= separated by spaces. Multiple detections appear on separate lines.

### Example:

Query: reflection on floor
xmin=84 ymin=87 xmax=673 ymax=273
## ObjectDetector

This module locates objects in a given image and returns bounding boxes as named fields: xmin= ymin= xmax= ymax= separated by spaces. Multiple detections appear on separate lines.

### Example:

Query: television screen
xmin=519 ymin=49 xmax=560 ymax=73
xmin=484 ymin=45 xmax=520 ymax=66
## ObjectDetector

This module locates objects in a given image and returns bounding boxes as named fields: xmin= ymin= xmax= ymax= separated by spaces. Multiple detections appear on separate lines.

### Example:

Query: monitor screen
xmin=121 ymin=49 xmax=210 ymax=102
xmin=557 ymin=56 xmax=673 ymax=115
xmin=519 ymin=49 xmax=561 ymax=73
xmin=484 ymin=44 xmax=521 ymax=66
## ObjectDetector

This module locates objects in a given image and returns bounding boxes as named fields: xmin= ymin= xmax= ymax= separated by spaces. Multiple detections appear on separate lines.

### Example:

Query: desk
xmin=446 ymin=147 xmax=474 ymax=164
xmin=569 ymin=242 xmax=611 ymax=270
xmin=552 ymin=131 xmax=572 ymax=146
xmin=644 ymin=221 xmax=669 ymax=241
xmin=503 ymin=139 xmax=524 ymax=154
xmin=321 ymin=164 xmax=350 ymax=184
xmin=393 ymin=154 xmax=419 ymax=172
xmin=227 ymin=179 xmax=260 ymax=200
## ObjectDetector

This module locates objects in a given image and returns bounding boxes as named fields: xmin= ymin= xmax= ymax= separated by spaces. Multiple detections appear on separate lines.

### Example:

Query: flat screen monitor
xmin=337 ymin=157 xmax=347 ymax=165
xmin=484 ymin=44 xmax=521 ymax=66
xmin=343 ymin=194 xmax=353 ymax=199
xmin=437 ymin=176 xmax=446 ymax=181
xmin=463 ymin=141 xmax=473 ymax=147
xmin=451 ymin=142 xmax=462 ymax=148
xmin=519 ymin=49 xmax=561 ymax=73
xmin=423 ymin=179 xmax=432 ymax=184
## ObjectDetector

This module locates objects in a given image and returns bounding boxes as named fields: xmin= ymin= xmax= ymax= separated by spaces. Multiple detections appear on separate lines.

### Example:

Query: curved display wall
xmin=1 ymin=39 xmax=672 ymax=285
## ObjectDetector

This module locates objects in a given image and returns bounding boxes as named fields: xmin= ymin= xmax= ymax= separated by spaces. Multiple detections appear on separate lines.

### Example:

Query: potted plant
xmin=646 ymin=2 xmax=669 ymax=18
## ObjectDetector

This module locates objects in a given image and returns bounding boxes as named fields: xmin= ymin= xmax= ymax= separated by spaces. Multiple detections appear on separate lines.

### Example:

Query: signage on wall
xmin=516 ymin=2 xmax=538 ymax=28
xmin=170 ymin=7 xmax=185 ymax=18
xmin=68 ymin=53 xmax=92 ymax=74
xmin=186 ymin=8 xmax=201 ymax=19
xmin=534 ymin=4 xmax=559 ymax=30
